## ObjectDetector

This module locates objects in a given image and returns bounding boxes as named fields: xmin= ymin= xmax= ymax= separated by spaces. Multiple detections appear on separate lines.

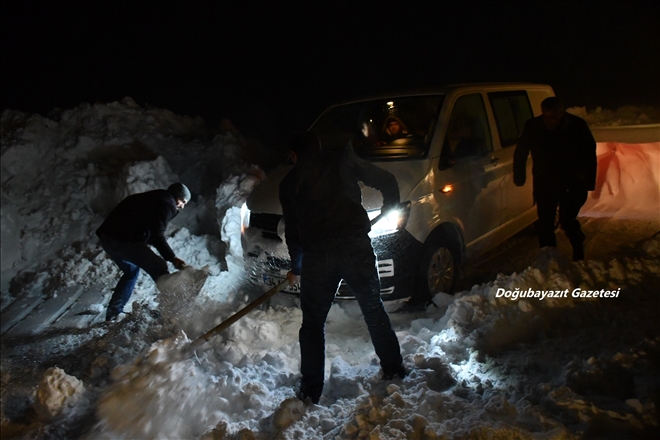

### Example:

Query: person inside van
xmin=513 ymin=97 xmax=597 ymax=261
xmin=280 ymin=132 xmax=406 ymax=404
xmin=382 ymin=115 xmax=409 ymax=144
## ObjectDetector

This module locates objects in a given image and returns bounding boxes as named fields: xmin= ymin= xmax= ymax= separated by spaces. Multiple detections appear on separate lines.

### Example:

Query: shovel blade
xmin=156 ymin=265 xmax=210 ymax=321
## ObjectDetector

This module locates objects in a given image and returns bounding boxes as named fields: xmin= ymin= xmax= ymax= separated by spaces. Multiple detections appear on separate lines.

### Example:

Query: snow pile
xmin=215 ymin=171 xmax=264 ymax=261
xmin=567 ymin=105 xmax=660 ymax=127
xmin=0 ymin=97 xmax=253 ymax=301
xmin=156 ymin=265 xmax=210 ymax=322
xmin=94 ymin=321 xmax=301 ymax=439
xmin=33 ymin=367 xmax=86 ymax=422
xmin=95 ymin=333 xmax=211 ymax=439
xmin=86 ymin=235 xmax=660 ymax=439
xmin=303 ymin=240 xmax=659 ymax=439
xmin=437 ymin=241 xmax=660 ymax=355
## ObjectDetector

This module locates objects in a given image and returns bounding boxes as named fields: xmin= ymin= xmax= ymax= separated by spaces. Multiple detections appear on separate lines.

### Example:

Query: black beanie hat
xmin=167 ymin=183 xmax=191 ymax=202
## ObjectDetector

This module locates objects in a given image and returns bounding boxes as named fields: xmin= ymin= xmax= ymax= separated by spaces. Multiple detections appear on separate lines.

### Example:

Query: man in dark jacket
xmin=513 ymin=97 xmax=597 ymax=261
xmin=96 ymin=183 xmax=190 ymax=321
xmin=280 ymin=132 xmax=405 ymax=404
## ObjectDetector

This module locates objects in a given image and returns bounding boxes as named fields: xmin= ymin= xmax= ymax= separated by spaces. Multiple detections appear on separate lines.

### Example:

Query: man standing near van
xmin=280 ymin=132 xmax=406 ymax=404
xmin=513 ymin=97 xmax=597 ymax=261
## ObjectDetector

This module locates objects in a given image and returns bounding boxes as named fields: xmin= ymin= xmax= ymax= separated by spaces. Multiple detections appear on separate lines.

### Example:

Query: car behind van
xmin=241 ymin=83 xmax=555 ymax=301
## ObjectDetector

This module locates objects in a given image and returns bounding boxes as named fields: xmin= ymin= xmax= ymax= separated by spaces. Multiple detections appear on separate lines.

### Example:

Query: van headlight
xmin=277 ymin=217 xmax=286 ymax=240
xmin=367 ymin=202 xmax=411 ymax=238
xmin=240 ymin=203 xmax=251 ymax=234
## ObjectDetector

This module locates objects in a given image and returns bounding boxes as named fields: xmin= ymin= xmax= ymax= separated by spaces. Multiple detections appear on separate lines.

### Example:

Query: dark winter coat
xmin=96 ymin=189 xmax=179 ymax=261
xmin=279 ymin=147 xmax=400 ymax=275
xmin=513 ymin=113 xmax=597 ymax=197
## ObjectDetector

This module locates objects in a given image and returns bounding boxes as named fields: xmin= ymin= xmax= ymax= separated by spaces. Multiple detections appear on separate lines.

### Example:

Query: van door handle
xmin=490 ymin=156 xmax=500 ymax=166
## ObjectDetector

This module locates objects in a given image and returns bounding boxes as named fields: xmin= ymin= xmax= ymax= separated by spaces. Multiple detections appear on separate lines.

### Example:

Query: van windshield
xmin=310 ymin=95 xmax=444 ymax=160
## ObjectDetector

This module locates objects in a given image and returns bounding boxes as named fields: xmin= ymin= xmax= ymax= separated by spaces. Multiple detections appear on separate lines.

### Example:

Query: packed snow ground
xmin=1 ymin=99 xmax=659 ymax=439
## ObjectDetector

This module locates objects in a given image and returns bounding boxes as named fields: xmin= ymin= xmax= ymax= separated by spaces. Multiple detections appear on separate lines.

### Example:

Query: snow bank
xmin=0 ymin=97 xmax=255 ymax=300
xmin=567 ymin=105 xmax=660 ymax=127
xmin=89 ymin=233 xmax=660 ymax=439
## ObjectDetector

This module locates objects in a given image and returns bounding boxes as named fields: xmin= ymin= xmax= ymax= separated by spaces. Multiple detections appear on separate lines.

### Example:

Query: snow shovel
xmin=156 ymin=265 xmax=211 ymax=322
xmin=189 ymin=278 xmax=289 ymax=350
xmin=186 ymin=205 xmax=399 ymax=350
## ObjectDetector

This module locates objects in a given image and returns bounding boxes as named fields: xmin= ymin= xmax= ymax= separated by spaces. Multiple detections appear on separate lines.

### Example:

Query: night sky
xmin=2 ymin=1 xmax=659 ymax=145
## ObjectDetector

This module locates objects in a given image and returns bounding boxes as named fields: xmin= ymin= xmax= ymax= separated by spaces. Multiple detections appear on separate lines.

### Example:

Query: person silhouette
xmin=513 ymin=97 xmax=597 ymax=261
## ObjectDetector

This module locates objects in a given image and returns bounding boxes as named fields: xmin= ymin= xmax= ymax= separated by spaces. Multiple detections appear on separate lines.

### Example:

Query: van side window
xmin=488 ymin=91 xmax=533 ymax=148
xmin=440 ymin=94 xmax=492 ymax=168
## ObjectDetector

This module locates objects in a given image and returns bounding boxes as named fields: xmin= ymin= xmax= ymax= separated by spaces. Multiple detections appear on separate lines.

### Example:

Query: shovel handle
xmin=189 ymin=206 xmax=396 ymax=350
xmin=190 ymin=279 xmax=289 ymax=349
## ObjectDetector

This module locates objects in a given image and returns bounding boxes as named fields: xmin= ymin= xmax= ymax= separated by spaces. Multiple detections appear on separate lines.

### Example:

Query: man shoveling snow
xmin=279 ymin=132 xmax=406 ymax=404
xmin=95 ymin=182 xmax=192 ymax=322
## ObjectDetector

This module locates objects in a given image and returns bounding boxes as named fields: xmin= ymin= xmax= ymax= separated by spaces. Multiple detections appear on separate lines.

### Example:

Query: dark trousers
xmin=535 ymin=187 xmax=588 ymax=254
xmin=99 ymin=235 xmax=169 ymax=317
xmin=299 ymin=234 xmax=403 ymax=388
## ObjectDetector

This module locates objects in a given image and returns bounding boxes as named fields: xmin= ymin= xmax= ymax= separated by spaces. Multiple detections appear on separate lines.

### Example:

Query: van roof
xmin=334 ymin=82 xmax=552 ymax=105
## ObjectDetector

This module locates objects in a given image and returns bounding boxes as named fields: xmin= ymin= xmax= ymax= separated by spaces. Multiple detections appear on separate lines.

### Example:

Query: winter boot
xmin=296 ymin=381 xmax=323 ymax=404
xmin=382 ymin=364 xmax=407 ymax=380
xmin=572 ymin=245 xmax=585 ymax=261
xmin=571 ymin=239 xmax=585 ymax=261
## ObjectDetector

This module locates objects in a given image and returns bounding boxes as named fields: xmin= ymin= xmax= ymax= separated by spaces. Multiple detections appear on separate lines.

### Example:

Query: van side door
xmin=487 ymin=91 xmax=535 ymax=222
xmin=437 ymin=92 xmax=506 ymax=255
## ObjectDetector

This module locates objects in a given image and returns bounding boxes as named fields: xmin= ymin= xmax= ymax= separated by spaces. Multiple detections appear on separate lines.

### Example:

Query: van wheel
xmin=418 ymin=237 xmax=459 ymax=297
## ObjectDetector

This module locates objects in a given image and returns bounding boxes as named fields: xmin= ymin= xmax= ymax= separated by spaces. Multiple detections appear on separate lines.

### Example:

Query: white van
xmin=241 ymin=83 xmax=554 ymax=300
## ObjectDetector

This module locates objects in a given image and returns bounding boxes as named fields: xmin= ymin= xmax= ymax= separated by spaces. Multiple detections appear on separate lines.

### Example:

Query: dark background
xmin=2 ymin=0 xmax=659 ymax=146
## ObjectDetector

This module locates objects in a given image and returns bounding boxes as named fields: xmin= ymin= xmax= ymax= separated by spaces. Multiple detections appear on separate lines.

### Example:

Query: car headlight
xmin=240 ymin=203 xmax=251 ymax=234
xmin=367 ymin=202 xmax=411 ymax=238
xmin=277 ymin=217 xmax=286 ymax=240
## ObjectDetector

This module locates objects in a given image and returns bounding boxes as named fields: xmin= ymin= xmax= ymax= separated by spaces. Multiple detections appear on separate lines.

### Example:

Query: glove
xmin=171 ymin=257 xmax=187 ymax=270
xmin=286 ymin=271 xmax=300 ymax=287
